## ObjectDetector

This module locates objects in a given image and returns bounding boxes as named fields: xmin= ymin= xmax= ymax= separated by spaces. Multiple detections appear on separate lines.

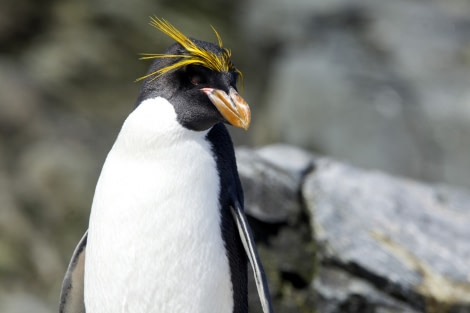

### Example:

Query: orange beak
xmin=201 ymin=87 xmax=251 ymax=130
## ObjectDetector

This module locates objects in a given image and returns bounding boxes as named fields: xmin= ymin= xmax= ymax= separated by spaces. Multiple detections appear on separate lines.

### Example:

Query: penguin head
xmin=136 ymin=18 xmax=250 ymax=132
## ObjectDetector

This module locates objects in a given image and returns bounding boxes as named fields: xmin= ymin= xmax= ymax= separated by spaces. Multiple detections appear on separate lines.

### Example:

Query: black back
xmin=207 ymin=123 xmax=248 ymax=313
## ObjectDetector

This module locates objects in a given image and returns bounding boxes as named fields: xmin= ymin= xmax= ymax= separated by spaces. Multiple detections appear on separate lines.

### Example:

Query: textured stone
xmin=314 ymin=266 xmax=420 ymax=313
xmin=2 ymin=0 xmax=470 ymax=311
xmin=237 ymin=145 xmax=316 ymax=313
xmin=0 ymin=291 xmax=51 ymax=313
xmin=304 ymin=158 xmax=470 ymax=312
xmin=249 ymin=0 xmax=470 ymax=190
xmin=236 ymin=147 xmax=302 ymax=223
xmin=256 ymin=143 xmax=315 ymax=181
xmin=0 ymin=61 xmax=40 ymax=134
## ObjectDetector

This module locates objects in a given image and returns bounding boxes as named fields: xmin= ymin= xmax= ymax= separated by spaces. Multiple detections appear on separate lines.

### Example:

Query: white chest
xmin=84 ymin=98 xmax=234 ymax=313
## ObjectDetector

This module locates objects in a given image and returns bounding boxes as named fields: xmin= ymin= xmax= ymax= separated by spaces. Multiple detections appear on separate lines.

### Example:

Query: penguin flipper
xmin=231 ymin=202 xmax=274 ymax=313
xmin=59 ymin=231 xmax=88 ymax=313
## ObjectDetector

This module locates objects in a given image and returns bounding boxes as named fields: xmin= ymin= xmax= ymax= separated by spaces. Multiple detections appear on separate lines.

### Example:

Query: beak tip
xmin=241 ymin=122 xmax=250 ymax=131
xmin=235 ymin=108 xmax=251 ymax=131
xmin=203 ymin=87 xmax=251 ymax=131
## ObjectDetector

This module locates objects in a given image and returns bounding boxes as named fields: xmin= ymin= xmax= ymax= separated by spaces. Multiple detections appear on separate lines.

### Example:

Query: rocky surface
xmin=1 ymin=0 xmax=470 ymax=312
xmin=237 ymin=146 xmax=316 ymax=312
xmin=2 ymin=139 xmax=470 ymax=312
xmin=239 ymin=144 xmax=470 ymax=313
xmin=244 ymin=0 xmax=470 ymax=190
xmin=305 ymin=160 xmax=470 ymax=313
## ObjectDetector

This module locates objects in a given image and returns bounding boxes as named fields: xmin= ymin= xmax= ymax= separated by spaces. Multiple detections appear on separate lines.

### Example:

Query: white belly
xmin=84 ymin=98 xmax=234 ymax=313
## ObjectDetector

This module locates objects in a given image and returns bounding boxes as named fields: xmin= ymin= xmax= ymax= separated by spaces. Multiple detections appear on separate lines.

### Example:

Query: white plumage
xmin=84 ymin=97 xmax=234 ymax=313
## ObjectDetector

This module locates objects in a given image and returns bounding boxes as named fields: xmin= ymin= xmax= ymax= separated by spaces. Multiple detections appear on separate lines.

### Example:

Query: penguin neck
xmin=112 ymin=97 xmax=210 ymax=157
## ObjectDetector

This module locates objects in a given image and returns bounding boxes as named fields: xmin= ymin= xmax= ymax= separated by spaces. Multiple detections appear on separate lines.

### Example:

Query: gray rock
xmin=249 ymin=0 xmax=470 ymax=190
xmin=0 ymin=61 xmax=41 ymax=134
xmin=304 ymin=158 xmax=470 ymax=312
xmin=0 ymin=291 xmax=51 ymax=313
xmin=3 ymin=0 xmax=470 ymax=310
xmin=238 ymin=145 xmax=470 ymax=312
xmin=15 ymin=140 xmax=97 ymax=219
xmin=237 ymin=145 xmax=316 ymax=312
xmin=256 ymin=143 xmax=315 ymax=181
xmin=236 ymin=146 xmax=303 ymax=223
xmin=314 ymin=266 xmax=420 ymax=313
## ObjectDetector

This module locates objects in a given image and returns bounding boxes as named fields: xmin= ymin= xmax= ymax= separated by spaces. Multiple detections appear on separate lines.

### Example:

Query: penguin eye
xmin=190 ymin=74 xmax=204 ymax=86
xmin=185 ymin=66 xmax=208 ymax=86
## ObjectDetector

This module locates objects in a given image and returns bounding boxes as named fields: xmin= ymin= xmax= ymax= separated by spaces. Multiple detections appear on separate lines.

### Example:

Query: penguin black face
xmin=136 ymin=19 xmax=250 ymax=132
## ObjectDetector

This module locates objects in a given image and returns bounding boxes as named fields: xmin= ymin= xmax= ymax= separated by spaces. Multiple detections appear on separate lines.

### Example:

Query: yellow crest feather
xmin=136 ymin=17 xmax=243 ymax=85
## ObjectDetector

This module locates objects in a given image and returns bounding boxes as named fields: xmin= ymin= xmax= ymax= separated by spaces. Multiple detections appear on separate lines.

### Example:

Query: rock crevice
xmin=240 ymin=144 xmax=470 ymax=313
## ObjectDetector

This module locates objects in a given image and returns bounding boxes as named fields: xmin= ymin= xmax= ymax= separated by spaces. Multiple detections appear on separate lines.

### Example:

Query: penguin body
xmin=85 ymin=98 xmax=240 ymax=313
xmin=60 ymin=18 xmax=271 ymax=313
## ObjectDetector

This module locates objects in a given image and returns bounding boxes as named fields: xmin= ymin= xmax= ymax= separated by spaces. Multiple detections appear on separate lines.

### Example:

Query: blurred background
xmin=1 ymin=0 xmax=470 ymax=311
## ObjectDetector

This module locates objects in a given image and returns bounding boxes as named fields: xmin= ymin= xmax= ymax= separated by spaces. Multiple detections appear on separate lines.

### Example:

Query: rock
xmin=237 ymin=145 xmax=316 ymax=312
xmin=303 ymin=158 xmax=470 ymax=312
xmin=0 ymin=290 xmax=51 ymax=313
xmin=0 ymin=61 xmax=41 ymax=134
xmin=236 ymin=145 xmax=308 ymax=223
xmin=238 ymin=144 xmax=470 ymax=312
xmin=0 ymin=0 xmax=51 ymax=53
xmin=256 ymin=143 xmax=315 ymax=181
xmin=0 ymin=174 xmax=28 ymax=277
xmin=314 ymin=266 xmax=420 ymax=313
xmin=15 ymin=140 xmax=97 ymax=222
xmin=248 ymin=0 xmax=470 ymax=190
xmin=3 ymin=0 xmax=470 ymax=310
